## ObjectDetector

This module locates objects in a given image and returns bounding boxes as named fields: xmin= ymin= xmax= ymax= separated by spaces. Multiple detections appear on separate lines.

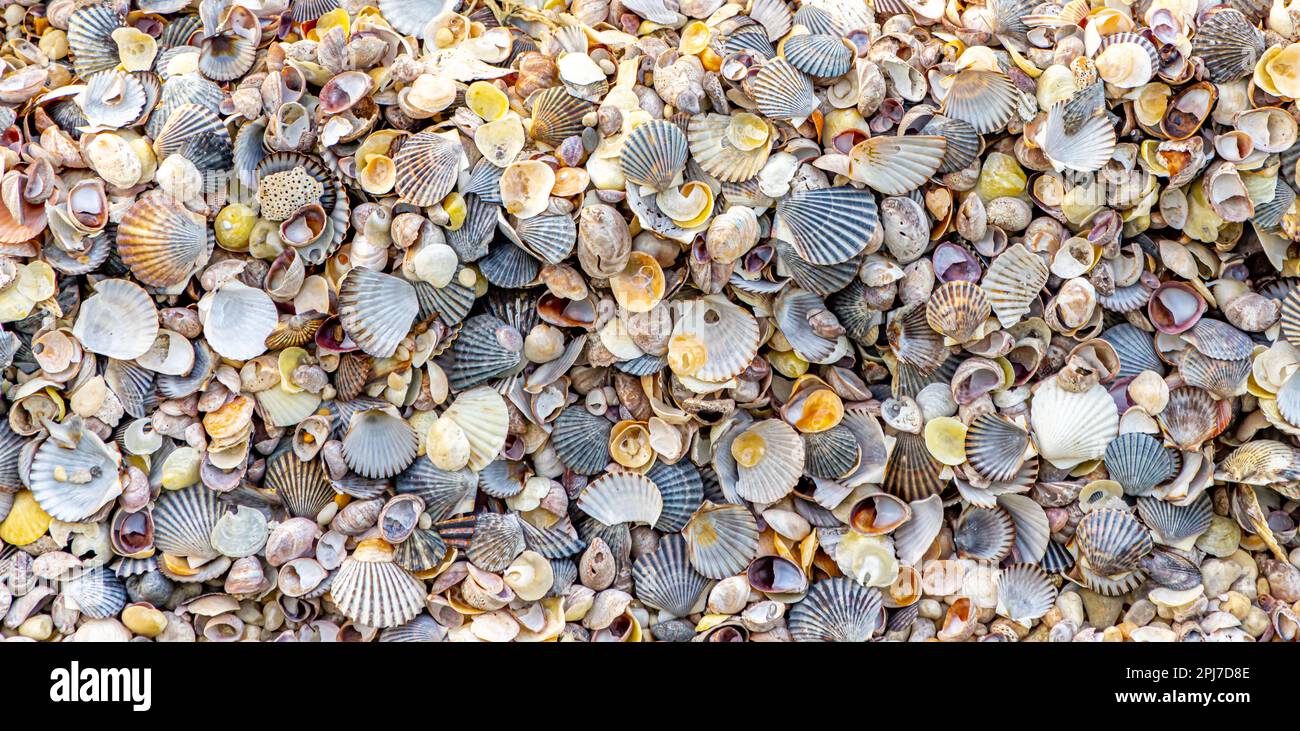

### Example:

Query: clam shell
xmin=552 ymin=406 xmax=614 ymax=475
xmin=632 ymin=534 xmax=710 ymax=617
xmin=1136 ymin=495 xmax=1212 ymax=549
xmin=63 ymin=567 xmax=128 ymax=619
xmin=578 ymin=471 xmax=664 ymax=527
xmin=393 ymin=131 xmax=461 ymax=207
xmin=963 ymin=414 xmax=1030 ymax=483
xmin=827 ymin=281 xmax=878 ymax=343
xmin=940 ymin=69 xmax=1018 ymax=135
xmin=1192 ymin=8 xmax=1264 ymax=83
xmin=733 ymin=419 xmax=805 ymax=503
xmin=775 ymin=186 xmax=878 ymax=265
xmin=849 ymin=135 xmax=947 ymax=196
xmin=1178 ymin=349 xmax=1250 ymax=400
xmin=788 ymin=577 xmax=883 ymax=642
xmin=152 ymin=103 xmax=230 ymax=166
xmin=782 ymin=34 xmax=852 ymax=79
xmin=671 ymin=295 xmax=760 ymax=383
xmin=750 ymin=58 xmax=818 ymax=120
xmin=620 ymin=120 xmax=689 ymax=192
xmin=954 ymin=506 xmax=1015 ymax=560
xmin=478 ymin=241 xmax=541 ymax=289
xmin=528 ymin=87 xmax=592 ymax=147
xmin=515 ymin=214 xmax=577 ymax=264
xmin=209 ymin=506 xmax=268 ymax=558
xmin=995 ymin=563 xmax=1057 ymax=624
xmin=520 ymin=517 xmax=587 ymax=558
xmin=466 ymin=512 xmax=526 ymax=572
xmin=1100 ymin=323 xmax=1165 ymax=380
xmin=29 ymin=425 xmax=122 ymax=523
xmin=1040 ymin=539 xmax=1075 ymax=574
xmin=687 ymin=113 xmax=773 ymax=183
xmin=683 ymin=502 xmax=759 ymax=579
xmin=1075 ymin=507 xmax=1153 ymax=577
xmin=395 ymin=460 xmax=477 ymax=521
xmin=106 ymin=359 xmax=158 ymax=419
xmin=72 ymin=279 xmax=159 ymax=361
xmin=446 ymin=314 xmax=523 ymax=390
xmin=646 ymin=459 xmax=704 ymax=533
xmin=67 ymin=4 xmax=126 ymax=79
xmin=331 ymin=540 xmax=425 ymax=629
xmin=264 ymin=450 xmax=336 ymax=519
xmin=116 ymin=196 xmax=212 ymax=288
xmin=1030 ymin=378 xmax=1118 ymax=470
xmin=152 ymin=485 xmax=223 ymax=560
xmin=1104 ymin=432 xmax=1178 ymax=497
xmin=338 ymin=268 xmax=420 ymax=359
xmin=1255 ymin=177 xmax=1295 ymax=232
xmin=394 ymin=528 xmax=449 ymax=573
xmin=926 ymin=280 xmax=991 ymax=344
xmin=342 ymin=408 xmax=418 ymax=479
xmin=883 ymin=432 xmax=944 ymax=502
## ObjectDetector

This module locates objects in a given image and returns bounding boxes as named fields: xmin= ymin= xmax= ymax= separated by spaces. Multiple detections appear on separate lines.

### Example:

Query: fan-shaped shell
xmin=995 ymin=563 xmax=1057 ymax=623
xmin=394 ymin=528 xmax=449 ymax=573
xmin=72 ymin=279 xmax=159 ymax=361
xmin=577 ymin=472 xmax=663 ymax=527
xmin=683 ymin=502 xmax=759 ymax=579
xmin=343 ymin=408 xmax=418 ymax=479
xmin=29 ymin=425 xmax=122 ymax=523
xmin=331 ymin=539 xmax=426 ymax=628
xmin=529 ymin=87 xmax=592 ymax=147
xmin=466 ymin=512 xmax=526 ymax=572
xmin=964 ymin=414 xmax=1030 ymax=483
xmin=732 ymin=419 xmax=805 ymax=503
xmin=883 ymin=432 xmax=945 ymax=502
xmin=926 ymin=280 xmax=991 ymax=344
xmin=1074 ymin=508 xmax=1153 ymax=577
xmin=446 ymin=314 xmax=523 ymax=391
xmin=116 ymin=195 xmax=212 ymax=288
xmin=775 ymin=186 xmax=878 ymax=265
xmin=442 ymin=386 xmax=510 ymax=472
xmin=264 ymin=450 xmax=336 ymax=518
xmin=632 ymin=534 xmax=710 ymax=617
xmin=941 ymin=69 xmax=1018 ymax=134
xmin=63 ymin=567 xmax=128 ymax=619
xmin=788 ymin=577 xmax=883 ymax=642
xmin=620 ymin=120 xmax=688 ymax=192
xmin=1215 ymin=440 xmax=1300 ymax=485
xmin=954 ymin=506 xmax=1016 ymax=560
xmin=67 ymin=4 xmax=126 ymax=79
xmin=782 ymin=34 xmax=852 ymax=78
xmin=803 ymin=425 xmax=862 ymax=479
xmin=152 ymin=485 xmax=223 ymax=560
xmin=1030 ymin=378 xmax=1118 ymax=470
xmin=201 ymin=281 xmax=277 ymax=361
xmin=687 ymin=113 xmax=774 ymax=183
xmin=1040 ymin=99 xmax=1117 ymax=174
xmin=337 ymin=268 xmax=420 ymax=359
xmin=647 ymin=459 xmax=704 ymax=533
xmin=393 ymin=130 xmax=461 ymax=207
xmin=395 ymin=460 xmax=477 ymax=521
xmin=1136 ymin=495 xmax=1212 ymax=549
xmin=551 ymin=406 xmax=613 ymax=475
xmin=1192 ymin=8 xmax=1264 ymax=83
xmin=848 ymin=135 xmax=947 ymax=196
xmin=750 ymin=58 xmax=818 ymax=120
xmin=1158 ymin=386 xmax=1230 ymax=451
xmin=1104 ymin=432 xmax=1177 ymax=496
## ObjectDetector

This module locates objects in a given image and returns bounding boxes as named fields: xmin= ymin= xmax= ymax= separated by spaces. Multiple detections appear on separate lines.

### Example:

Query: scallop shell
xmin=922 ymin=115 xmax=981 ymax=174
xmin=632 ymin=534 xmax=709 ymax=617
xmin=29 ymin=424 xmax=122 ymax=523
xmin=773 ymin=288 xmax=840 ymax=363
xmin=1100 ymin=323 xmax=1165 ymax=379
xmin=1178 ymin=349 xmax=1250 ymax=399
xmin=198 ymin=9 xmax=259 ymax=82
xmin=995 ymin=563 xmax=1057 ymax=624
xmin=342 ymin=408 xmax=418 ymax=479
xmin=520 ymin=517 xmax=587 ymax=558
xmin=671 ymin=295 xmax=760 ymax=382
xmin=954 ymin=506 xmax=1016 ymax=561
xmin=378 ymin=613 xmax=447 ymax=642
xmin=926 ymin=280 xmax=991 ymax=344
xmin=446 ymin=314 xmax=523 ymax=391
xmin=479 ymin=241 xmax=541 ymax=289
xmin=515 ymin=214 xmax=577 ymax=264
xmin=782 ymin=34 xmax=852 ymax=79
xmin=152 ymin=485 xmax=223 ymax=560
xmin=551 ymin=406 xmax=614 ymax=475
xmin=67 ymin=4 xmax=126 ymax=79
xmin=940 ymin=69 xmax=1019 ymax=135
xmin=395 ymin=460 xmax=477 ymax=521
xmin=887 ymin=303 xmax=948 ymax=374
xmin=1282 ymin=287 xmax=1300 ymax=348
xmin=466 ymin=512 xmax=526 ymax=572
xmin=775 ymin=186 xmax=878 ymax=265
xmin=1215 ymin=440 xmax=1300 ymax=485
xmin=848 ymin=135 xmax=947 ymax=196
xmin=1074 ymin=508 xmax=1153 ymax=577
xmin=529 ymin=87 xmax=592 ymax=147
xmin=803 ymin=425 xmax=862 ymax=479
xmin=1136 ymin=495 xmax=1212 ymax=549
xmin=963 ymin=414 xmax=1030 ymax=483
xmin=687 ymin=113 xmax=773 ymax=183
xmin=750 ymin=58 xmax=818 ymax=121
xmin=1192 ymin=8 xmax=1264 ymax=83
xmin=414 ymin=279 xmax=476 ymax=329
xmin=337 ymin=268 xmax=420 ymax=359
xmin=116 ymin=196 xmax=212 ymax=288
xmin=733 ymin=419 xmax=805 ymax=503
xmin=152 ymin=103 xmax=230 ymax=166
xmin=883 ymin=432 xmax=945 ymax=502
xmin=63 ymin=567 xmax=128 ymax=619
xmin=202 ymin=281 xmax=277 ymax=362
xmin=997 ymin=493 xmax=1051 ymax=563
xmin=788 ymin=577 xmax=883 ymax=642
xmin=331 ymin=539 xmax=426 ymax=628
xmin=683 ymin=502 xmax=760 ymax=579
xmin=1030 ymin=378 xmax=1118 ymax=470
xmin=1104 ymin=432 xmax=1178 ymax=497
xmin=646 ymin=460 xmax=704 ymax=533
xmin=775 ymin=240 xmax=857 ymax=297
xmin=577 ymin=471 xmax=664 ymax=527
xmin=264 ymin=450 xmax=336 ymax=519
xmin=79 ymin=71 xmax=147 ymax=128
xmin=620 ymin=120 xmax=689 ymax=192
xmin=1158 ymin=386 xmax=1230 ymax=451
xmin=1040 ymin=99 xmax=1117 ymax=174
xmin=393 ymin=131 xmax=461 ymax=207
xmin=394 ymin=528 xmax=449 ymax=573
xmin=72 ymin=279 xmax=159 ymax=361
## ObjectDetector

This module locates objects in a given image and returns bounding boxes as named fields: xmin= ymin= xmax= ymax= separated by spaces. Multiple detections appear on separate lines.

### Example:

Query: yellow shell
xmin=667 ymin=333 xmax=708 ymax=376
xmin=111 ymin=27 xmax=157 ymax=72
xmin=727 ymin=112 xmax=771 ymax=151
xmin=466 ymin=81 xmax=510 ymax=121
xmin=0 ymin=491 xmax=51 ymax=545
xmin=731 ymin=429 xmax=767 ymax=468
xmin=680 ymin=21 xmax=711 ymax=55
xmin=924 ymin=416 xmax=968 ymax=466
xmin=609 ymin=251 xmax=665 ymax=313
xmin=609 ymin=420 xmax=655 ymax=469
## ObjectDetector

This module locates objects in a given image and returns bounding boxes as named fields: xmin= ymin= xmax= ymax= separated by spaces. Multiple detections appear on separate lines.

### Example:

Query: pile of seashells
xmin=0 ymin=0 xmax=1299 ymax=644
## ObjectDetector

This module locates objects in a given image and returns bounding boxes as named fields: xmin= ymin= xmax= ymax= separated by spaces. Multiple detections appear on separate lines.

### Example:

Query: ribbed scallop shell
xmin=414 ymin=279 xmax=475 ymax=329
xmin=1040 ymin=98 xmax=1116 ymax=174
xmin=0 ymin=421 xmax=22 ymax=490
xmin=672 ymin=295 xmax=760 ymax=382
xmin=67 ymin=4 xmax=126 ymax=79
xmin=788 ymin=577 xmax=883 ymax=642
xmin=995 ymin=563 xmax=1057 ymax=623
xmin=394 ymin=528 xmax=449 ymax=573
xmin=264 ymin=450 xmax=335 ymax=518
xmin=80 ymin=71 xmax=146 ymax=128
xmin=520 ymin=517 xmax=587 ymax=558
xmin=750 ymin=58 xmax=818 ymax=120
xmin=446 ymin=314 xmax=522 ymax=390
xmin=1104 ymin=432 xmax=1177 ymax=496
xmin=683 ymin=502 xmax=759 ymax=579
xmin=577 ymin=471 xmax=664 ymax=527
xmin=1074 ymin=508 xmax=1152 ymax=577
xmin=1040 ymin=539 xmax=1075 ymax=574
xmin=1137 ymin=495 xmax=1212 ymax=548
xmin=1215 ymin=440 xmax=1300 ymax=485
xmin=552 ymin=406 xmax=613 ymax=475
xmin=620 ymin=119 xmax=688 ymax=192
xmin=922 ymin=115 xmax=981 ymax=174
xmin=337 ymin=268 xmax=419 ymax=359
xmin=152 ymin=103 xmax=229 ymax=162
xmin=826 ymin=281 xmax=878 ymax=344
xmin=883 ymin=432 xmax=945 ymax=502
xmin=63 ymin=567 xmax=128 ymax=619
xmin=1158 ymin=386 xmax=1230 ymax=450
xmin=775 ymin=186 xmax=878 ymax=265
xmin=393 ymin=131 xmax=461 ymax=207
xmin=775 ymin=240 xmax=858 ymax=297
xmin=29 ymin=427 xmax=122 ymax=523
xmin=152 ymin=485 xmax=223 ymax=560
xmin=632 ymin=534 xmax=710 ymax=617
xmin=199 ymin=29 xmax=258 ymax=82
xmin=646 ymin=460 xmax=704 ymax=533
xmin=849 ymin=135 xmax=947 ymax=196
xmin=466 ymin=512 xmax=526 ymax=572
xmin=478 ymin=460 xmax=528 ymax=499
xmin=1100 ymin=323 xmax=1165 ymax=379
xmin=528 ymin=87 xmax=592 ymax=147
xmin=954 ymin=506 xmax=1016 ymax=560
xmin=379 ymin=613 xmax=446 ymax=642
xmin=292 ymin=0 xmax=340 ymax=22
xmin=1282 ymin=287 xmax=1300 ymax=348
xmin=964 ymin=414 xmax=1029 ymax=483
xmin=1192 ymin=8 xmax=1264 ymax=83
xmin=887 ymin=302 xmax=948 ymax=373
xmin=998 ymin=493 xmax=1051 ymax=563
xmin=395 ymin=460 xmax=477 ymax=521
xmin=72 ymin=279 xmax=159 ymax=361
xmin=687 ymin=113 xmax=773 ymax=183
xmin=478 ymin=241 xmax=540 ymax=289
xmin=1184 ymin=318 xmax=1255 ymax=360
xmin=1178 ymin=349 xmax=1250 ymax=399
xmin=892 ymin=493 xmax=943 ymax=565
xmin=803 ymin=425 xmax=861 ymax=479
xmin=342 ymin=408 xmax=418 ymax=479
xmin=331 ymin=543 xmax=426 ymax=628
xmin=1257 ymin=177 xmax=1296 ymax=231
xmin=940 ymin=69 xmax=1019 ymax=135
xmin=734 ymin=419 xmax=805 ymax=503
xmin=116 ymin=195 xmax=212 ymax=288
xmin=926 ymin=280 xmax=991 ymax=343
xmin=202 ymin=281 xmax=277 ymax=361
xmin=1030 ymin=379 xmax=1118 ymax=470
xmin=0 ymin=491 xmax=12 ymax=524
xmin=106 ymin=360 xmax=158 ymax=419
xmin=515 ymin=214 xmax=576 ymax=264
xmin=751 ymin=0 xmax=793 ymax=38
xmin=782 ymin=33 xmax=852 ymax=78
xmin=773 ymin=288 xmax=840 ymax=363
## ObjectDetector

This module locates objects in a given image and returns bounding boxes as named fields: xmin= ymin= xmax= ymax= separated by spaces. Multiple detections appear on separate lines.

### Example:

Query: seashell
xmin=529 ymin=87 xmax=592 ymax=147
xmin=963 ymin=414 xmax=1030 ymax=483
xmin=775 ymin=186 xmax=878 ymax=266
xmin=1136 ymin=495 xmax=1212 ymax=550
xmin=394 ymin=528 xmax=449 ymax=574
xmin=264 ymin=451 xmax=336 ymax=519
xmin=342 ymin=407 xmax=418 ymax=479
xmin=926 ymin=280 xmax=991 ymax=344
xmin=63 ymin=567 xmax=128 ymax=619
xmin=396 ymin=460 xmax=477 ymax=521
xmin=578 ymin=472 xmax=663 ymax=527
xmin=152 ymin=485 xmax=223 ymax=560
xmin=1192 ymin=9 xmax=1264 ymax=84
xmin=209 ymin=506 xmax=269 ymax=559
xmin=72 ymin=279 xmax=158 ymax=361
xmin=995 ymin=563 xmax=1057 ymax=624
xmin=750 ymin=58 xmax=818 ymax=121
xmin=446 ymin=314 xmax=523 ymax=391
xmin=788 ymin=577 xmax=882 ymax=642
xmin=1215 ymin=440 xmax=1300 ymax=485
xmin=620 ymin=120 xmax=689 ymax=193
xmin=683 ymin=502 xmax=759 ymax=579
xmin=1074 ymin=508 xmax=1153 ymax=577
xmin=803 ymin=426 xmax=862 ymax=479
xmin=331 ymin=539 xmax=425 ymax=629
xmin=1030 ymin=378 xmax=1118 ymax=470
xmin=1158 ymin=386 xmax=1230 ymax=451
xmin=552 ymin=406 xmax=614 ymax=475
xmin=467 ymin=512 xmax=526 ymax=572
xmin=645 ymin=460 xmax=704 ymax=534
xmin=632 ymin=534 xmax=709 ymax=617
xmin=67 ymin=4 xmax=126 ymax=79
xmin=1178 ymin=349 xmax=1250 ymax=400
xmin=337 ymin=268 xmax=420 ymax=359
xmin=393 ymin=131 xmax=461 ymax=208
xmin=442 ymin=386 xmax=510 ymax=472
xmin=1039 ymin=99 xmax=1116 ymax=174
xmin=688 ymin=113 xmax=774 ymax=183
xmin=1092 ymin=33 xmax=1158 ymax=88
xmin=116 ymin=196 xmax=212 ymax=289
xmin=887 ymin=303 xmax=948 ymax=374
xmin=940 ymin=69 xmax=1019 ymax=135
xmin=883 ymin=432 xmax=944 ymax=502
xmin=783 ymin=34 xmax=852 ymax=79
xmin=730 ymin=419 xmax=804 ymax=503
xmin=848 ymin=135 xmax=947 ymax=196
xmin=29 ymin=421 xmax=122 ymax=523
xmin=201 ymin=281 xmax=278 ymax=361
xmin=954 ymin=506 xmax=1016 ymax=561
xmin=1104 ymin=432 xmax=1177 ymax=497
xmin=669 ymin=295 xmax=760 ymax=382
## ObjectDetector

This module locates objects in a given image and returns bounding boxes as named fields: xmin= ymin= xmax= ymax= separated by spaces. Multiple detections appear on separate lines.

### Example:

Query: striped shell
xmin=1136 ymin=495 xmax=1212 ymax=549
xmin=775 ymin=186 xmax=878 ymax=265
xmin=393 ymin=130 xmax=461 ymax=207
xmin=788 ymin=577 xmax=883 ymax=642
xmin=331 ymin=540 xmax=426 ymax=628
xmin=577 ymin=472 xmax=664 ymax=526
xmin=782 ymin=34 xmax=852 ymax=79
xmin=1074 ymin=508 xmax=1153 ymax=577
xmin=1192 ymin=8 xmax=1264 ymax=83
xmin=631 ymin=534 xmax=710 ymax=617
xmin=1104 ymin=432 xmax=1178 ymax=496
xmin=926 ymin=280 xmax=991 ymax=344
xmin=749 ymin=58 xmax=818 ymax=120
xmin=116 ymin=195 xmax=212 ymax=288
xmin=152 ymin=485 xmax=223 ymax=560
xmin=682 ymin=502 xmax=759 ymax=579
xmin=995 ymin=563 xmax=1057 ymax=624
xmin=620 ymin=120 xmax=688 ymax=192
xmin=264 ymin=450 xmax=336 ymax=519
